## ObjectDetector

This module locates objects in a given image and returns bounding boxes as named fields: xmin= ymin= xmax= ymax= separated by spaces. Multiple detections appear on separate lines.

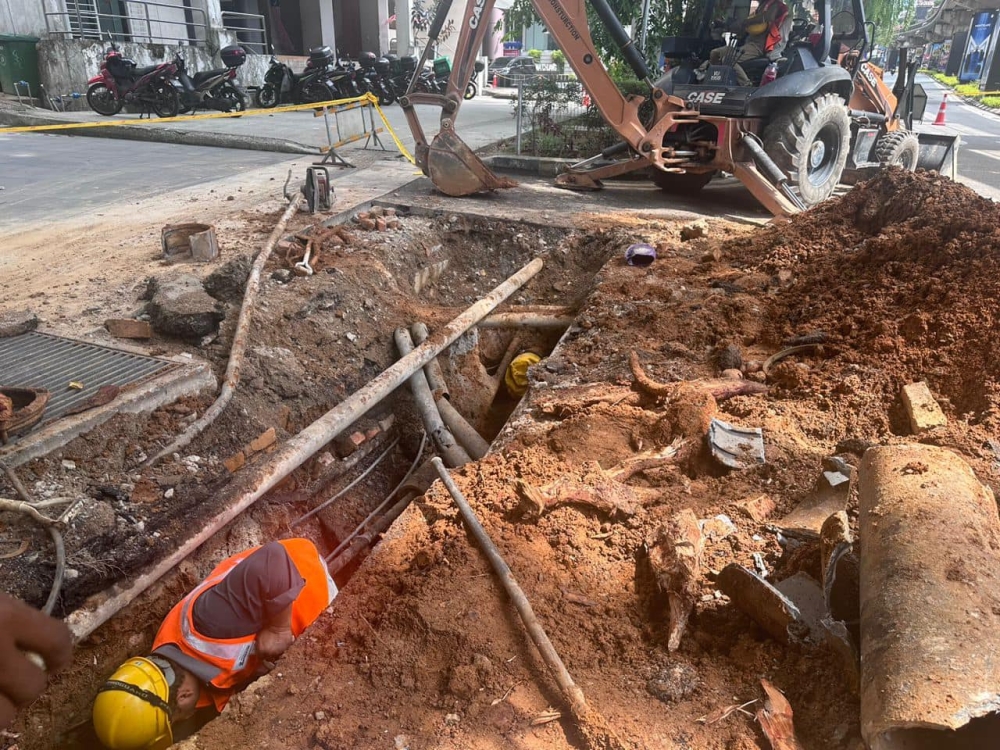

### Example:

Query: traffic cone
xmin=933 ymin=93 xmax=948 ymax=126
xmin=492 ymin=73 xmax=498 ymax=88
xmin=582 ymin=91 xmax=591 ymax=108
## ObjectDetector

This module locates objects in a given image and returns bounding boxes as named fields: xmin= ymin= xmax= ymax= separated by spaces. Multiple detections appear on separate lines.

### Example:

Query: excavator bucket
xmin=916 ymin=132 xmax=960 ymax=179
xmin=426 ymin=128 xmax=516 ymax=197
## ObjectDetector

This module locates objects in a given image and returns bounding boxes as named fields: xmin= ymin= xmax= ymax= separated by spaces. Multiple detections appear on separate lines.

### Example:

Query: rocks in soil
xmin=145 ymin=274 xmax=225 ymax=340
xmin=646 ymin=661 xmax=698 ymax=703
xmin=0 ymin=309 xmax=38 ymax=338
xmin=680 ymin=220 xmax=709 ymax=241
xmin=203 ymin=254 xmax=252 ymax=304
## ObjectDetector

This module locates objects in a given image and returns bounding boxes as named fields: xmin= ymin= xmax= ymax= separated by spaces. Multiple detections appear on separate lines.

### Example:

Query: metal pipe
xmin=489 ymin=334 xmax=523 ymax=403
xmin=64 ymin=258 xmax=544 ymax=640
xmin=435 ymin=394 xmax=489 ymax=460
xmin=324 ymin=431 xmax=427 ymax=564
xmin=410 ymin=322 xmax=449 ymax=399
xmin=144 ymin=193 xmax=305 ymax=469
xmin=479 ymin=312 xmax=573 ymax=330
xmin=432 ymin=458 xmax=629 ymax=750
xmin=395 ymin=328 xmax=472 ymax=468
xmin=290 ymin=437 xmax=400 ymax=527
xmin=859 ymin=445 xmax=1000 ymax=749
xmin=327 ymin=489 xmax=418 ymax=577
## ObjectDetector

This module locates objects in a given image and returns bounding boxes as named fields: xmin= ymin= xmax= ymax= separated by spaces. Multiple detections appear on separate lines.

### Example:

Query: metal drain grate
xmin=0 ymin=332 xmax=177 ymax=431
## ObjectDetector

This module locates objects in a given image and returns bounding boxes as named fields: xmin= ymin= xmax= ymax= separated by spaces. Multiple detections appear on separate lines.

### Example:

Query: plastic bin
xmin=0 ymin=35 xmax=41 ymax=97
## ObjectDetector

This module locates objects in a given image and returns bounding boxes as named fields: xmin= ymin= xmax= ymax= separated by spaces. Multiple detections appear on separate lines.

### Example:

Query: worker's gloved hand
xmin=0 ymin=592 xmax=73 ymax=730
xmin=256 ymin=625 xmax=295 ymax=663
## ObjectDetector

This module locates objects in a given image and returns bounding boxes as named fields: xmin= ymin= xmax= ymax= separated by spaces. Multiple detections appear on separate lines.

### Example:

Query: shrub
xmin=552 ymin=49 xmax=566 ymax=72
xmin=527 ymin=49 xmax=542 ymax=62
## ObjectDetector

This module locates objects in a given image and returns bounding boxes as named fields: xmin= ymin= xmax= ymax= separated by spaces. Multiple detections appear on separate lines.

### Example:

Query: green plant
xmin=527 ymin=48 xmax=542 ymax=62
xmin=552 ymin=49 xmax=566 ymax=72
xmin=982 ymin=96 xmax=1000 ymax=108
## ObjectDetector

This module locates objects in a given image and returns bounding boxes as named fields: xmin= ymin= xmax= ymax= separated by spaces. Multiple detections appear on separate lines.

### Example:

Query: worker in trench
xmin=92 ymin=538 xmax=337 ymax=749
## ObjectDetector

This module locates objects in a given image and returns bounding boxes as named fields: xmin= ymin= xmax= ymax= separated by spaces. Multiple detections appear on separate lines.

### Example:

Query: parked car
xmin=488 ymin=56 xmax=536 ymax=86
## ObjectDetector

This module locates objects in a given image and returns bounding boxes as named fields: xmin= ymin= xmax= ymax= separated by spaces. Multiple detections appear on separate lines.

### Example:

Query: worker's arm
xmin=0 ymin=592 xmax=73 ymax=730
xmin=192 ymin=542 xmax=305 ymax=649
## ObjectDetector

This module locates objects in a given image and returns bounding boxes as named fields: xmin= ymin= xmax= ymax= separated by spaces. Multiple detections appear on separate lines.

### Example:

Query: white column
xmin=359 ymin=0 xmax=390 ymax=54
xmin=300 ymin=0 xmax=335 ymax=50
xmin=396 ymin=0 xmax=412 ymax=55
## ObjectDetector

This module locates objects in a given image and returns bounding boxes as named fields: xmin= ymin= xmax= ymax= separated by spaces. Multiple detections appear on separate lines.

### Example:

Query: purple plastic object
xmin=625 ymin=243 xmax=657 ymax=267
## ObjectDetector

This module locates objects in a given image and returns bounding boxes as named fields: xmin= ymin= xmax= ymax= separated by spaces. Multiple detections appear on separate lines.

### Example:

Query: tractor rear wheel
xmin=875 ymin=130 xmax=920 ymax=170
xmin=651 ymin=170 xmax=714 ymax=193
xmin=763 ymin=92 xmax=850 ymax=207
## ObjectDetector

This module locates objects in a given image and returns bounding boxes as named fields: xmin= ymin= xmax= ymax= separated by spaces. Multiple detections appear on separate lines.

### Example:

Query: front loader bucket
xmin=916 ymin=132 xmax=960 ymax=179
xmin=427 ymin=127 xmax=516 ymax=197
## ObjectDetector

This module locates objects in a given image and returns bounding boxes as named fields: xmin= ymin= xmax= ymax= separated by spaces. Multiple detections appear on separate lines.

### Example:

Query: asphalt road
xmin=0 ymin=96 xmax=518 ymax=228
xmin=914 ymin=75 xmax=1000 ymax=201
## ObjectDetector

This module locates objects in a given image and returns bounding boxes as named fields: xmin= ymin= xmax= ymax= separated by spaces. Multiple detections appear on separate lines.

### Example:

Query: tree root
xmin=629 ymin=350 xmax=769 ymax=400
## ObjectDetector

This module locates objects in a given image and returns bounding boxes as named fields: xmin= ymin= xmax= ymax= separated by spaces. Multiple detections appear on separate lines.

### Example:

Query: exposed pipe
xmin=435 ymin=395 xmax=489 ymax=460
xmin=64 ymin=257 xmax=544 ymax=640
xmin=431 ymin=458 xmax=627 ymax=750
xmin=411 ymin=322 xmax=490 ymax=459
xmin=143 ymin=193 xmax=305 ymax=469
xmin=324 ymin=430 xmax=428 ymax=564
xmin=410 ymin=322 xmax=450 ymax=399
xmin=395 ymin=328 xmax=471 ymax=468
xmin=290 ymin=437 xmax=400 ymax=527
xmin=489 ymin=334 xmax=523 ymax=403
xmin=478 ymin=313 xmax=574 ymax=330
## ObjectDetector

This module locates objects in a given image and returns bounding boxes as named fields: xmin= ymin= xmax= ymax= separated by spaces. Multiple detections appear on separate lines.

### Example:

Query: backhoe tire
xmin=763 ymin=92 xmax=851 ymax=207
xmin=651 ymin=170 xmax=714 ymax=193
xmin=875 ymin=130 xmax=919 ymax=170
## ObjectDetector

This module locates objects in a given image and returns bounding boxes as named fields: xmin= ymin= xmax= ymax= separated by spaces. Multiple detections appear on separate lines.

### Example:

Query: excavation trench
xmin=6 ymin=210 xmax=617 ymax=749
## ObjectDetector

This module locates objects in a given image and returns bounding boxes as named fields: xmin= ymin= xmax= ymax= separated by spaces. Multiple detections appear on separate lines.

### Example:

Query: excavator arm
xmin=400 ymin=0 xmax=701 ymax=196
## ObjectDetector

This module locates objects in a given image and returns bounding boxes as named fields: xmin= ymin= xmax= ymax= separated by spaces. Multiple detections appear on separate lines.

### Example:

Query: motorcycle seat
xmin=192 ymin=68 xmax=229 ymax=85
xmin=133 ymin=64 xmax=161 ymax=76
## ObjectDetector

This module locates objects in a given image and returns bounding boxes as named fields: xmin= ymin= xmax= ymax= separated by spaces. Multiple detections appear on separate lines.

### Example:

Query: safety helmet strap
xmin=97 ymin=680 xmax=173 ymax=717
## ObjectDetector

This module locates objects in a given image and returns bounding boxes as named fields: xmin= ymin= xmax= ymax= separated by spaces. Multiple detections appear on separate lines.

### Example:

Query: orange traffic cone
xmin=933 ymin=93 xmax=948 ymax=126
xmin=492 ymin=73 xmax=498 ymax=88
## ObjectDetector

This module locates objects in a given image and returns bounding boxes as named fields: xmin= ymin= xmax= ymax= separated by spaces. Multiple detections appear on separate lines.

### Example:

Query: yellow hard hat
xmin=505 ymin=352 xmax=541 ymax=397
xmin=92 ymin=656 xmax=174 ymax=750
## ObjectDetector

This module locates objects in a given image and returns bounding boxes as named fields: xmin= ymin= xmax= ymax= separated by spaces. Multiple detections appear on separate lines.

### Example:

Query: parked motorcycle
xmin=172 ymin=45 xmax=247 ymax=114
xmin=86 ymin=42 xmax=179 ymax=118
xmin=324 ymin=57 xmax=362 ymax=99
xmin=463 ymin=60 xmax=486 ymax=100
xmin=254 ymin=47 xmax=338 ymax=108
xmin=357 ymin=52 xmax=393 ymax=105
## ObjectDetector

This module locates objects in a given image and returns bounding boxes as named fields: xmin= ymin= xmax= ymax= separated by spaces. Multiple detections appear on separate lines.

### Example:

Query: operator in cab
xmin=91 ymin=538 xmax=337 ymax=749
xmin=702 ymin=0 xmax=790 ymax=85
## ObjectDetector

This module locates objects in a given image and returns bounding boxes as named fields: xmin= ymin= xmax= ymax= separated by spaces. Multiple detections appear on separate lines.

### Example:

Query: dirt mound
xmin=727 ymin=169 xmax=1000 ymax=433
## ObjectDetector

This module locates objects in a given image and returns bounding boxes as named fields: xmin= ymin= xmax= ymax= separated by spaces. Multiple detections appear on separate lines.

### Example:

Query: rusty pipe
xmin=144 ymin=193 xmax=305 ymax=468
xmin=479 ymin=312 xmax=574 ymax=330
xmin=64 ymin=258 xmax=544 ymax=640
xmin=859 ymin=444 xmax=1000 ymax=750
xmin=395 ymin=327 xmax=471 ymax=468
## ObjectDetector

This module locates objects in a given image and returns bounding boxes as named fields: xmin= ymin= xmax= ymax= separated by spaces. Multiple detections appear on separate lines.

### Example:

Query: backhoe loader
xmin=399 ymin=0 xmax=959 ymax=216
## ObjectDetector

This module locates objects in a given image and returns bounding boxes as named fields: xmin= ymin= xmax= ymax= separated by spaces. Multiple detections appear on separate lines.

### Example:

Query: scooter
xmin=357 ymin=52 xmax=393 ymax=105
xmin=172 ymin=45 xmax=247 ymax=114
xmin=462 ymin=60 xmax=486 ymax=100
xmin=255 ymin=48 xmax=338 ymax=108
xmin=86 ymin=42 xmax=179 ymax=118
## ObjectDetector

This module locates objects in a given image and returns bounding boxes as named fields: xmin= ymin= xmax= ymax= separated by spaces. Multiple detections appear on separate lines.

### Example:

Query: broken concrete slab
xmin=204 ymin=255 xmax=252 ymax=304
xmin=0 ymin=309 xmax=39 ymax=338
xmin=778 ymin=481 xmax=849 ymax=536
xmin=718 ymin=564 xmax=808 ymax=644
xmin=146 ymin=274 xmax=225 ymax=340
xmin=708 ymin=418 xmax=765 ymax=470
xmin=900 ymin=381 xmax=947 ymax=433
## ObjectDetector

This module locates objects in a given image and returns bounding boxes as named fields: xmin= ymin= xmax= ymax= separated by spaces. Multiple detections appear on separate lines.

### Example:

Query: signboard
xmin=980 ymin=11 xmax=1000 ymax=90
xmin=959 ymin=10 xmax=997 ymax=83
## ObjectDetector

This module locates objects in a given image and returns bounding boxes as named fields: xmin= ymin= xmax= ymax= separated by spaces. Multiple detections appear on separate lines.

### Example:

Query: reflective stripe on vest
xmin=177 ymin=567 xmax=256 ymax=669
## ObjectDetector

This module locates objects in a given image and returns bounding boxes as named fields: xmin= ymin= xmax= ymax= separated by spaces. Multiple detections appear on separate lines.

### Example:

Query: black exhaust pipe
xmin=587 ymin=0 xmax=652 ymax=81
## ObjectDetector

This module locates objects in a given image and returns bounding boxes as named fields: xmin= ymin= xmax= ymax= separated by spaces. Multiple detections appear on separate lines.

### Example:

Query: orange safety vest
xmin=151 ymin=538 xmax=336 ymax=711
xmin=763 ymin=0 xmax=788 ymax=53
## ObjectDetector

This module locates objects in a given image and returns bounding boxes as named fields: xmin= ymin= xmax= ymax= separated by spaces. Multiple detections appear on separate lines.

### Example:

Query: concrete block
xmin=248 ymin=427 xmax=277 ymax=453
xmin=224 ymin=451 xmax=246 ymax=473
xmin=901 ymin=382 xmax=947 ymax=433
xmin=0 ymin=309 xmax=38 ymax=338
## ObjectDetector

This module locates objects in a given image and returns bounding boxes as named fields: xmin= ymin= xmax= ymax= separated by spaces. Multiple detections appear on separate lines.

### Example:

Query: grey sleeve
xmin=192 ymin=542 xmax=306 ymax=639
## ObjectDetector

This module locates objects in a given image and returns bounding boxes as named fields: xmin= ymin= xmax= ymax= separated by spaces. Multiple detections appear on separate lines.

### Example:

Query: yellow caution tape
xmin=505 ymin=352 xmax=541 ymax=398
xmin=372 ymin=100 xmax=416 ymax=165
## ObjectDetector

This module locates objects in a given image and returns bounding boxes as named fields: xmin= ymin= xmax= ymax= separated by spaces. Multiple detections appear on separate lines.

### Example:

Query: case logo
xmin=687 ymin=91 xmax=726 ymax=104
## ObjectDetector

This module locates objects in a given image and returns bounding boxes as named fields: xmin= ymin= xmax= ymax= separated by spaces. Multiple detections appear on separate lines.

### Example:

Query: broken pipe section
xmin=859 ymin=444 xmax=1000 ymax=750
